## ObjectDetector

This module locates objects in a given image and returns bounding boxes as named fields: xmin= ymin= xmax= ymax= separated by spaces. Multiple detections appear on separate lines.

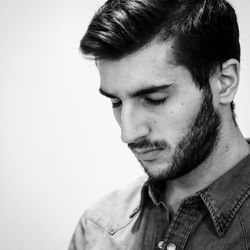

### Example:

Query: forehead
xmin=97 ymin=41 xmax=191 ymax=96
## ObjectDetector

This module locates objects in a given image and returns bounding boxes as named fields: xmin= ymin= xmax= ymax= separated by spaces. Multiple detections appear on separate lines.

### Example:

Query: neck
xmin=164 ymin=125 xmax=250 ymax=214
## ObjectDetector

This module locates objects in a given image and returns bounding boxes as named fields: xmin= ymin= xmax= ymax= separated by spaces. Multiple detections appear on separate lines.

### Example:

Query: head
xmin=80 ymin=0 xmax=240 ymax=180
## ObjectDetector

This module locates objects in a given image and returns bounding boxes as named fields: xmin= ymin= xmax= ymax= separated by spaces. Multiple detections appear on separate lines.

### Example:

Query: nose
xmin=119 ymin=103 xmax=150 ymax=144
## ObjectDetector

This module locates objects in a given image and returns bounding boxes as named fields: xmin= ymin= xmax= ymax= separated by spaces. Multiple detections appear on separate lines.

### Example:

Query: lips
xmin=132 ymin=148 xmax=163 ymax=161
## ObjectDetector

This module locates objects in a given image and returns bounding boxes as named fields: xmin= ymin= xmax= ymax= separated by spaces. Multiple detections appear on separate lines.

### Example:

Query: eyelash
xmin=145 ymin=97 xmax=167 ymax=106
xmin=112 ymin=98 xmax=167 ymax=108
xmin=112 ymin=101 xmax=122 ymax=108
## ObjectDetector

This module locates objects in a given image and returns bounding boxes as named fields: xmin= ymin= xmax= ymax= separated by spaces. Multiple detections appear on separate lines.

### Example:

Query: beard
xmin=128 ymin=86 xmax=221 ymax=181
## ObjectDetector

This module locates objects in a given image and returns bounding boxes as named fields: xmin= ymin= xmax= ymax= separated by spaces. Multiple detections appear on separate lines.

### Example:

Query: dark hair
xmin=80 ymin=0 xmax=240 ymax=120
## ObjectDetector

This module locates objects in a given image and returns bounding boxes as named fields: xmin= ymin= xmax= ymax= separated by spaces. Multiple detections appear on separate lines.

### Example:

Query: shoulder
xmin=68 ymin=176 xmax=148 ymax=250
xmin=81 ymin=175 xmax=148 ymax=233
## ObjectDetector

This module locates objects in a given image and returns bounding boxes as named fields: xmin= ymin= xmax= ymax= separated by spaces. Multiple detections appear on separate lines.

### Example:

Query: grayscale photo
xmin=0 ymin=0 xmax=250 ymax=250
xmin=68 ymin=0 xmax=250 ymax=249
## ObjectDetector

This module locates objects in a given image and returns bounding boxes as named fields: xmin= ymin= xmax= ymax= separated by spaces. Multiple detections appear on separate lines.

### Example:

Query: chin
xmin=141 ymin=161 xmax=173 ymax=181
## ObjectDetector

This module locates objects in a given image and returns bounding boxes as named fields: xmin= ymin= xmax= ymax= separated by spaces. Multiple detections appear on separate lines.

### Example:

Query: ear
xmin=218 ymin=59 xmax=240 ymax=105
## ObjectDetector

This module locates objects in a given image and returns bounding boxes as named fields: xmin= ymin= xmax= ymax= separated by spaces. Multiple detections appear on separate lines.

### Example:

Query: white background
xmin=0 ymin=0 xmax=249 ymax=249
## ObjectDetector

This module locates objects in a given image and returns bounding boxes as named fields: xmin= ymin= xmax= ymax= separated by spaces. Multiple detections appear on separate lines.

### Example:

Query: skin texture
xmin=98 ymin=41 xmax=220 ymax=180
xmin=97 ymin=40 xmax=250 ymax=212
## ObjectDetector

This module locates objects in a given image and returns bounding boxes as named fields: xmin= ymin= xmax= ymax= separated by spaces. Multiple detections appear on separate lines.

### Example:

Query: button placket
xmin=158 ymin=241 xmax=165 ymax=249
xmin=167 ymin=242 xmax=176 ymax=250
xmin=161 ymin=197 xmax=204 ymax=250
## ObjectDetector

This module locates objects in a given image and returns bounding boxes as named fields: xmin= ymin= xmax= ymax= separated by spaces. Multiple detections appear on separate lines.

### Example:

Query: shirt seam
xmin=152 ymin=219 xmax=160 ymax=250
xmin=237 ymin=211 xmax=249 ymax=250
xmin=179 ymin=207 xmax=205 ymax=249
xmin=223 ymin=186 xmax=250 ymax=233
xmin=201 ymin=186 xmax=250 ymax=237
xmin=200 ymin=193 xmax=222 ymax=236
xmin=162 ymin=204 xmax=185 ymax=247
xmin=86 ymin=216 xmax=136 ymax=235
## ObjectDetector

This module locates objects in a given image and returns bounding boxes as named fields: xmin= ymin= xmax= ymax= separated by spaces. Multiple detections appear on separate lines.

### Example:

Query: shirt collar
xmin=200 ymin=153 xmax=250 ymax=237
xmin=139 ymin=153 xmax=250 ymax=238
xmin=143 ymin=178 xmax=167 ymax=206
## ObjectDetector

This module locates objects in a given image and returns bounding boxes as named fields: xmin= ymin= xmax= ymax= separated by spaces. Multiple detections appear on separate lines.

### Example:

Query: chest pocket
xmin=85 ymin=206 xmax=141 ymax=235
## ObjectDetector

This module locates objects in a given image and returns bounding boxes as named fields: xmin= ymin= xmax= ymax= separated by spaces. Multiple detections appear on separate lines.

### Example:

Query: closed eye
xmin=144 ymin=97 xmax=167 ymax=106
xmin=111 ymin=97 xmax=167 ymax=109
xmin=112 ymin=100 xmax=122 ymax=108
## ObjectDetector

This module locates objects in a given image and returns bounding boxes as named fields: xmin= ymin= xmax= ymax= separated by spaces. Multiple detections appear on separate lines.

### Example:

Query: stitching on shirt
xmin=152 ymin=218 xmax=160 ymax=249
xmin=201 ymin=186 xmax=250 ymax=237
xmin=179 ymin=207 xmax=205 ymax=249
xmin=237 ymin=211 xmax=249 ymax=250
xmin=200 ymin=193 xmax=222 ymax=235
xmin=85 ymin=218 xmax=112 ymax=235
xmin=162 ymin=203 xmax=189 ymax=248
xmin=86 ymin=214 xmax=137 ymax=236
xmin=179 ymin=210 xmax=198 ymax=249
xmin=161 ymin=206 xmax=181 ymax=245
xmin=223 ymin=186 xmax=250 ymax=232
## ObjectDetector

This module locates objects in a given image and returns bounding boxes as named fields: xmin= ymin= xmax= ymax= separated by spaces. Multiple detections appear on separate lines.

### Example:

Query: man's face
xmin=98 ymin=41 xmax=221 ymax=181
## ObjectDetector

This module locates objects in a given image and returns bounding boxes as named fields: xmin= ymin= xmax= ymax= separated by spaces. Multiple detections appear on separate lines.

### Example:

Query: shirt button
xmin=167 ymin=243 xmax=176 ymax=250
xmin=158 ymin=241 xmax=164 ymax=249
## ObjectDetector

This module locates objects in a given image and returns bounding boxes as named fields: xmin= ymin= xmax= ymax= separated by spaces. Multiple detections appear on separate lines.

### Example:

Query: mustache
xmin=128 ymin=138 xmax=169 ymax=151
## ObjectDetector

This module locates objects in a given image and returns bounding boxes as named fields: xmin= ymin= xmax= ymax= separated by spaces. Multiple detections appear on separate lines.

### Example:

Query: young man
xmin=69 ymin=0 xmax=250 ymax=249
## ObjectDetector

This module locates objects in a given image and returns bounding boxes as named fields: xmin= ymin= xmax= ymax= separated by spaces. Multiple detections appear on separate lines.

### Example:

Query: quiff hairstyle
xmin=80 ymin=0 xmax=240 ymax=118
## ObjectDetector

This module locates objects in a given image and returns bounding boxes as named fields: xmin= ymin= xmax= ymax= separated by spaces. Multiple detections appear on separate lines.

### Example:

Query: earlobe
xmin=218 ymin=59 xmax=240 ymax=105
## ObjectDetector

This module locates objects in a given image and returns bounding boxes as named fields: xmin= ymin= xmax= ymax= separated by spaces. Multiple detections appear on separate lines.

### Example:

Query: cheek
xmin=152 ymin=101 xmax=199 ymax=139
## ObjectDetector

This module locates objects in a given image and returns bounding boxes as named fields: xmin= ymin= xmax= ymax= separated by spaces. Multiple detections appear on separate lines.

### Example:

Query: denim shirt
xmin=69 ymin=154 xmax=250 ymax=250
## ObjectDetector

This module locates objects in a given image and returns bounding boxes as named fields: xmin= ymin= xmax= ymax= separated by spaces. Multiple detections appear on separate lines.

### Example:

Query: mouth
xmin=133 ymin=148 xmax=161 ymax=154
xmin=132 ymin=148 xmax=164 ymax=161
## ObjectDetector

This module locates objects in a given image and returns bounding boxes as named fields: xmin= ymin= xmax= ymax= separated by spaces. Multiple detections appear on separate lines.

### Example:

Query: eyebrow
xmin=99 ymin=84 xmax=172 ymax=99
